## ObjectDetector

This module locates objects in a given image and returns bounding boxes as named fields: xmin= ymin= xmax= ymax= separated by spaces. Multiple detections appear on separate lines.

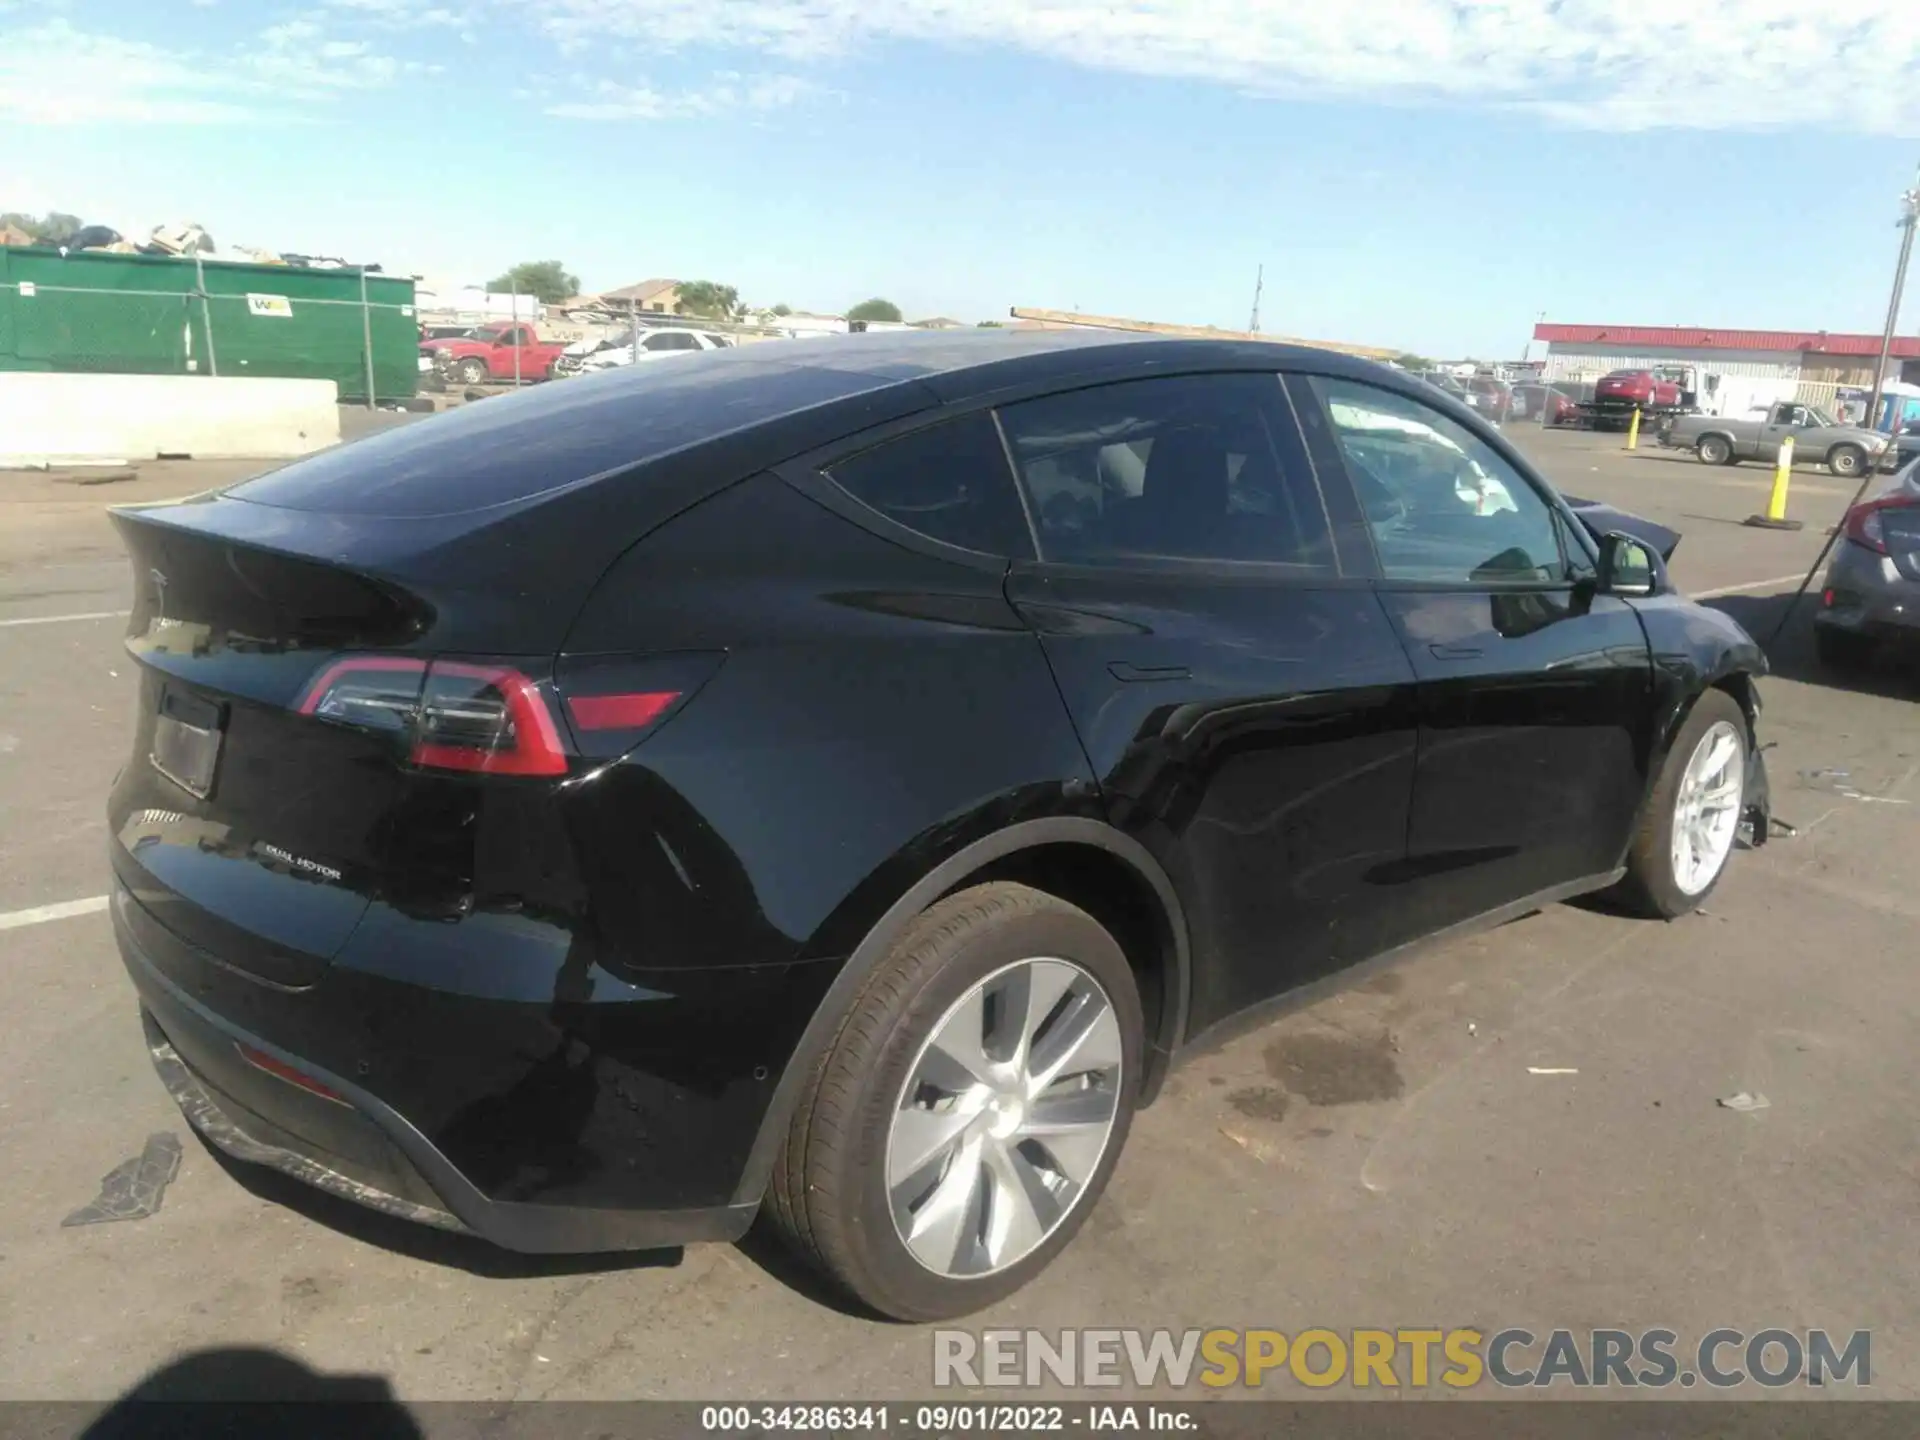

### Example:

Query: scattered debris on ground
xmin=61 ymin=1133 xmax=183 ymax=1226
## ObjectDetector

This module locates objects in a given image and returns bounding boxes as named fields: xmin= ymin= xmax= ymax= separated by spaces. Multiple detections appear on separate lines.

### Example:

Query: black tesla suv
xmin=108 ymin=332 xmax=1772 ymax=1320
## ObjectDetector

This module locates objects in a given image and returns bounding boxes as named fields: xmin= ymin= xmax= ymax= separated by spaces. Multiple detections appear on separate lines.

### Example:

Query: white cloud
xmin=0 ymin=13 xmax=424 ymax=123
xmin=546 ymin=71 xmax=824 ymax=119
xmin=524 ymin=0 xmax=1920 ymax=133
xmin=0 ymin=20 xmax=256 ymax=123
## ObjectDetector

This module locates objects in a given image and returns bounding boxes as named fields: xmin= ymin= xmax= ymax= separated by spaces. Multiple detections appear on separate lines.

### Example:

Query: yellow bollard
xmin=1745 ymin=435 xmax=1805 ymax=530
xmin=1626 ymin=406 xmax=1641 ymax=450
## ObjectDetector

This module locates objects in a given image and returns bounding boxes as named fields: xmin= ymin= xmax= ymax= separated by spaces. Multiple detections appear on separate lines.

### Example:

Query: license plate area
xmin=150 ymin=685 xmax=225 ymax=799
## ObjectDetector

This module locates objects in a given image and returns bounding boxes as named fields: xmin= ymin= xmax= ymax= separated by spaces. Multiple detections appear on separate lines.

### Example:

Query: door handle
xmin=1427 ymin=644 xmax=1484 ymax=661
xmin=1107 ymin=662 xmax=1191 ymax=683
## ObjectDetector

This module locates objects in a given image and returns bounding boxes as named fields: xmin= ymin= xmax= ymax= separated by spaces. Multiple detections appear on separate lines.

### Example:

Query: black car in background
xmin=107 ymin=332 xmax=1772 ymax=1321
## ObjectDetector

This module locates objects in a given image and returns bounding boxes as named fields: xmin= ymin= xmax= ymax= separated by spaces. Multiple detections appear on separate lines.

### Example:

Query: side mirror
xmin=1597 ymin=531 xmax=1657 ymax=597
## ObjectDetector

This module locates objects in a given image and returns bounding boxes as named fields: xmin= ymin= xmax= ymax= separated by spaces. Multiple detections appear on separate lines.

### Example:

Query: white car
xmin=575 ymin=327 xmax=733 ymax=374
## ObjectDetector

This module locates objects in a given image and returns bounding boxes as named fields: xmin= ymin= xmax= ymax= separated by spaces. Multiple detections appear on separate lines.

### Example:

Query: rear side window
xmin=826 ymin=413 xmax=1033 ymax=558
xmin=997 ymin=373 xmax=1336 ymax=570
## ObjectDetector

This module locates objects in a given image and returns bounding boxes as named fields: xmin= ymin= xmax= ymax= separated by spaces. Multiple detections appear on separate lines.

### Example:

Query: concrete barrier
xmin=0 ymin=374 xmax=340 ymax=466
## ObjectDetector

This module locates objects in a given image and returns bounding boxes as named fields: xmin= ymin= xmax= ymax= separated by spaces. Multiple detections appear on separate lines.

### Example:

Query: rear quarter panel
xmin=559 ymin=471 xmax=1101 ymax=970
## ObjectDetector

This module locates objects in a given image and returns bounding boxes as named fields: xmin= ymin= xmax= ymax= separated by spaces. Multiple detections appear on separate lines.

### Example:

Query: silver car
xmin=1813 ymin=455 xmax=1920 ymax=667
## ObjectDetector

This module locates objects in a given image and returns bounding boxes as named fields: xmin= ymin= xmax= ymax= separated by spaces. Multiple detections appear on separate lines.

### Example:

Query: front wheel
xmin=1614 ymin=689 xmax=1748 ymax=919
xmin=455 ymin=357 xmax=489 ymax=387
xmin=1828 ymin=443 xmax=1866 ymax=479
xmin=767 ymin=882 xmax=1143 ymax=1321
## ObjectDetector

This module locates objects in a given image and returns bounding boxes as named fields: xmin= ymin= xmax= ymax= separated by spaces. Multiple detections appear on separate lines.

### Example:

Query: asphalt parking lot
xmin=2 ymin=422 xmax=1916 ymax=1404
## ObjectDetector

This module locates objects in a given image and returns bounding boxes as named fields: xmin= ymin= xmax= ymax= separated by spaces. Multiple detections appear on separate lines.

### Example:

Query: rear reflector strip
xmin=565 ymin=691 xmax=681 ymax=732
xmin=236 ymin=1042 xmax=348 ymax=1104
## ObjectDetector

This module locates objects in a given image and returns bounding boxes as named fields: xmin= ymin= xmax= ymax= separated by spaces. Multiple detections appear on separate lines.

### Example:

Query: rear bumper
xmin=1815 ymin=546 xmax=1920 ymax=641
xmin=110 ymin=875 xmax=829 ymax=1253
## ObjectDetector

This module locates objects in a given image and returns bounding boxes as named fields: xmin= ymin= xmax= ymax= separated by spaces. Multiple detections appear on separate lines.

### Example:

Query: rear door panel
xmin=1009 ymin=569 xmax=1418 ymax=1031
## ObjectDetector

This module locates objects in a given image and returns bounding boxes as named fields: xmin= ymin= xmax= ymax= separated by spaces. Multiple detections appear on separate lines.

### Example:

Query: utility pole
xmin=1865 ymin=168 xmax=1920 ymax=434
xmin=1519 ymin=309 xmax=1545 ymax=367
xmin=1248 ymin=264 xmax=1264 ymax=334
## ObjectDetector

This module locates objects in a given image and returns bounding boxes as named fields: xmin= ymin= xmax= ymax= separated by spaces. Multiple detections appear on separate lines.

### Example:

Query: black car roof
xmin=229 ymin=332 xmax=1406 ymax=520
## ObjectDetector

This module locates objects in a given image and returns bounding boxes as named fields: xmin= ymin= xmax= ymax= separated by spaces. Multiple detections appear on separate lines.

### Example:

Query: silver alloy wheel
xmin=1671 ymin=719 xmax=1745 ymax=897
xmin=887 ymin=956 xmax=1124 ymax=1279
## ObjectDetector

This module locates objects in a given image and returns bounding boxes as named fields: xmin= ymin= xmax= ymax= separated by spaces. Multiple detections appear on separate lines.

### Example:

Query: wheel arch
xmin=731 ymin=817 xmax=1192 ymax=1207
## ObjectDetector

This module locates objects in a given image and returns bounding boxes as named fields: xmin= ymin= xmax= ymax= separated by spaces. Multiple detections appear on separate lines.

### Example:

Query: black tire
xmin=1828 ymin=443 xmax=1866 ymax=479
xmin=766 ymin=882 xmax=1144 ymax=1322
xmin=1815 ymin=625 xmax=1875 ymax=671
xmin=455 ymin=357 xmax=488 ymax=387
xmin=1696 ymin=434 xmax=1732 ymax=466
xmin=1612 ymin=689 xmax=1749 ymax=920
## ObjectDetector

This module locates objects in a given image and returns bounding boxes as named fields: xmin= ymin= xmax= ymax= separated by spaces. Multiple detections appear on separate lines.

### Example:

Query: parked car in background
xmin=1814 ymin=455 xmax=1920 ymax=669
xmin=1893 ymin=419 xmax=1920 ymax=469
xmin=1510 ymin=383 xmax=1580 ymax=426
xmin=107 ymin=332 xmax=1773 ymax=1323
xmin=574 ymin=326 xmax=734 ymax=374
xmin=1665 ymin=401 xmax=1894 ymax=478
xmin=1591 ymin=369 xmax=1684 ymax=424
xmin=1466 ymin=376 xmax=1514 ymax=423
xmin=421 ymin=323 xmax=571 ymax=386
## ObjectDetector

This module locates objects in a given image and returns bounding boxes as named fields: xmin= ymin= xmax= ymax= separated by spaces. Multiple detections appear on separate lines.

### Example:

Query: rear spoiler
xmin=1561 ymin=496 xmax=1681 ymax=562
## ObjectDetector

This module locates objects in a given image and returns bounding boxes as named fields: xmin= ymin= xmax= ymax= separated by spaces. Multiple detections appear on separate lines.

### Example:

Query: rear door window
xmin=825 ymin=412 xmax=1033 ymax=558
xmin=996 ymin=373 xmax=1336 ymax=571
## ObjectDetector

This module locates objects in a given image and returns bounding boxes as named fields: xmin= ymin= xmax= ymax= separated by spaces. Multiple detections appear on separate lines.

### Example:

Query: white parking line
xmin=1691 ymin=572 xmax=1811 ymax=600
xmin=0 ymin=895 xmax=110 ymax=931
xmin=0 ymin=609 xmax=129 ymax=629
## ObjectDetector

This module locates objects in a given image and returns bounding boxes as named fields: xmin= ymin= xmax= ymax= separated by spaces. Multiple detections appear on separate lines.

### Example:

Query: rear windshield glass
xmin=228 ymin=355 xmax=906 ymax=517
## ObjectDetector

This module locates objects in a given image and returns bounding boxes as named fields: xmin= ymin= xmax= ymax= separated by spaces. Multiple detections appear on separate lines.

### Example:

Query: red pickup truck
xmin=421 ymin=323 xmax=569 ymax=385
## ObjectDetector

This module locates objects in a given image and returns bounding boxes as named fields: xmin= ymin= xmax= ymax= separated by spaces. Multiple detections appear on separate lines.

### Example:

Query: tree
xmin=486 ymin=260 xmax=579 ymax=304
xmin=770 ymin=302 xmax=792 ymax=317
xmin=1394 ymin=352 xmax=1434 ymax=372
xmin=676 ymin=280 xmax=740 ymax=320
xmin=0 ymin=210 xmax=83 ymax=244
xmin=847 ymin=297 xmax=902 ymax=323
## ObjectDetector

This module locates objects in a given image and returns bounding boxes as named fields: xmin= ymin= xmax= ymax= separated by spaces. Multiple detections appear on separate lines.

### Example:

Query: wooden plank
xmin=1008 ymin=307 xmax=1401 ymax=361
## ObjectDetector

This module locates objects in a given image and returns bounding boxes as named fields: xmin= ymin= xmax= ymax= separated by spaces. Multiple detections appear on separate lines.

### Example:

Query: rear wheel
xmin=1828 ymin=443 xmax=1867 ymax=479
xmin=767 ymin=882 xmax=1142 ymax=1321
xmin=1614 ymin=689 xmax=1748 ymax=919
xmin=1696 ymin=434 xmax=1732 ymax=466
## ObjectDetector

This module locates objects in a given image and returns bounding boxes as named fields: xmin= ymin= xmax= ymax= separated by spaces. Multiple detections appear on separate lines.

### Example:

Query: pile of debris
xmin=1 ymin=220 xmax=383 ymax=272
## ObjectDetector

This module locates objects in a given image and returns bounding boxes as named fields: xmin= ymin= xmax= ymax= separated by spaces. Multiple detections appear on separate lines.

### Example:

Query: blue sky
xmin=6 ymin=0 xmax=1920 ymax=357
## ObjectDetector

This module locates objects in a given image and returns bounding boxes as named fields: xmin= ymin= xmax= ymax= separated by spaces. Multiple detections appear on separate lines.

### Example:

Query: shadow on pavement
xmin=194 ymin=1132 xmax=684 ymax=1282
xmin=80 ymin=1348 xmax=422 ymax=1439
xmin=1705 ymin=592 xmax=1919 ymax=702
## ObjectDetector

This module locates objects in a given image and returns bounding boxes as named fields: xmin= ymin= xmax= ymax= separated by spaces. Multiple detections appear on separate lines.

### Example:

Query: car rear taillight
xmin=413 ymin=662 xmax=570 ymax=776
xmin=1841 ymin=496 xmax=1919 ymax=555
xmin=296 ymin=656 xmax=569 ymax=777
